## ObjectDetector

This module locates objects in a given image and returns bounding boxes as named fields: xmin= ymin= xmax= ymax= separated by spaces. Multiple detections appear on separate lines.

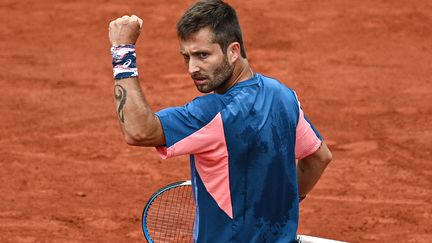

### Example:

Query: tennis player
xmin=109 ymin=1 xmax=332 ymax=242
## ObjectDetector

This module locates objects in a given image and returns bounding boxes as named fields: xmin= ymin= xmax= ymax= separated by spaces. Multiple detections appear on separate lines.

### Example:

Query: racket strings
xmin=146 ymin=185 xmax=195 ymax=242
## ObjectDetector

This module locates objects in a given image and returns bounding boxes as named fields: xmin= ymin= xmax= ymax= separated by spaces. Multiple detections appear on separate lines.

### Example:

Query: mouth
xmin=191 ymin=74 xmax=209 ymax=85
xmin=193 ymin=78 xmax=208 ymax=85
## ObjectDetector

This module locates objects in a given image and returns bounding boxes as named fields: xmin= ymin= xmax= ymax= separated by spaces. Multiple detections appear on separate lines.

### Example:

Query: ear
xmin=227 ymin=42 xmax=241 ymax=64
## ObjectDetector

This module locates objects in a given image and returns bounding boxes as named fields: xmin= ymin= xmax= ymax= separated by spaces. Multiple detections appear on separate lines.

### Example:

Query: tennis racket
xmin=141 ymin=181 xmax=348 ymax=243
xmin=142 ymin=180 xmax=195 ymax=242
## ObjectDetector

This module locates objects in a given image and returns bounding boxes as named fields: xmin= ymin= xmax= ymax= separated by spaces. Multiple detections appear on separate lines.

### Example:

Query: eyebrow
xmin=179 ymin=49 xmax=211 ymax=56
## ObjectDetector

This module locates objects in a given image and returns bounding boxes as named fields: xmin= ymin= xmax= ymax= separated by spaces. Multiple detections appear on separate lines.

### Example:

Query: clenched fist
xmin=109 ymin=15 xmax=143 ymax=46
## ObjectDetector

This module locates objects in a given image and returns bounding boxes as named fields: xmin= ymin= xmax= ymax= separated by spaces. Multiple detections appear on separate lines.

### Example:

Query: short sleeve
xmin=293 ymin=89 xmax=323 ymax=160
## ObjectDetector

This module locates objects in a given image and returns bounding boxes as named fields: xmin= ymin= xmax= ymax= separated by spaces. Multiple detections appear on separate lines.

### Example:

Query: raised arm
xmin=108 ymin=15 xmax=165 ymax=147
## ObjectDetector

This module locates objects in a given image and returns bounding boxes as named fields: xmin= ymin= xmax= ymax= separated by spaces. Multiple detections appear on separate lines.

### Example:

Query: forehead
xmin=179 ymin=27 xmax=220 ymax=53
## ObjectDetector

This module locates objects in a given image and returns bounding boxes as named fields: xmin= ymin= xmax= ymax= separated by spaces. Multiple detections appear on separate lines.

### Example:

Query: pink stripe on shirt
xmin=295 ymin=109 xmax=322 ymax=159
xmin=156 ymin=113 xmax=233 ymax=218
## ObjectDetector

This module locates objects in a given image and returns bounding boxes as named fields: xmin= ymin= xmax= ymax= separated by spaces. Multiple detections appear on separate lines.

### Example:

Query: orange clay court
xmin=0 ymin=0 xmax=431 ymax=242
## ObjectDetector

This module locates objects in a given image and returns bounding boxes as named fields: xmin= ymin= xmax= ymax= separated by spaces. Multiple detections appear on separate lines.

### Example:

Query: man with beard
xmin=108 ymin=1 xmax=332 ymax=242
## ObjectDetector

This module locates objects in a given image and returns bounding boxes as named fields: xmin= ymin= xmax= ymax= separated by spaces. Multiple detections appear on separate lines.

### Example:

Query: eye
xmin=198 ymin=52 xmax=209 ymax=59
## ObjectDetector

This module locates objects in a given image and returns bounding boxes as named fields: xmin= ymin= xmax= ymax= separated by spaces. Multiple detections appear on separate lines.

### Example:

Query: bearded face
xmin=179 ymin=27 xmax=234 ymax=94
xmin=190 ymin=54 xmax=233 ymax=93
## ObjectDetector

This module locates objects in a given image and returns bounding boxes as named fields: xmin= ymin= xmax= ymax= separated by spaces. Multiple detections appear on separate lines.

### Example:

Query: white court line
xmin=297 ymin=234 xmax=348 ymax=243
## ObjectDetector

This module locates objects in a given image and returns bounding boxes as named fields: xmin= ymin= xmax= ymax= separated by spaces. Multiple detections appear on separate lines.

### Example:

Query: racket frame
xmin=141 ymin=180 xmax=193 ymax=242
xmin=141 ymin=181 xmax=348 ymax=243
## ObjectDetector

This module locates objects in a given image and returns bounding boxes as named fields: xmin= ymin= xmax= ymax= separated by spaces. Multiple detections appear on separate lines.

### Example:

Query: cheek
xmin=207 ymin=56 xmax=225 ymax=74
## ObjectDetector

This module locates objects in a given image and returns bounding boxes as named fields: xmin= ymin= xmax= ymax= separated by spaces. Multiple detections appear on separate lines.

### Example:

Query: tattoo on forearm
xmin=114 ymin=85 xmax=127 ymax=123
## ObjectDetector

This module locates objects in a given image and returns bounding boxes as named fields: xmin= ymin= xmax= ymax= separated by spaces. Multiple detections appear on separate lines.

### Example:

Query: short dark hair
xmin=177 ymin=0 xmax=247 ymax=58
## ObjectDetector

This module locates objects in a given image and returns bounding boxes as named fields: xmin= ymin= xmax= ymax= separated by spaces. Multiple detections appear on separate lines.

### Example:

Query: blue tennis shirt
xmin=155 ymin=73 xmax=322 ymax=242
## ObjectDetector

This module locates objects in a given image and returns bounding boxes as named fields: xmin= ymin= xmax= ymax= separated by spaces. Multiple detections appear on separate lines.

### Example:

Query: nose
xmin=188 ymin=58 xmax=200 ymax=74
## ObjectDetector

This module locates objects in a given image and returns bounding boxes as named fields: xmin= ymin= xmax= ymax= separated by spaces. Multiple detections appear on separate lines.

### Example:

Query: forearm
xmin=114 ymin=77 xmax=162 ymax=146
xmin=109 ymin=16 xmax=165 ymax=147
xmin=297 ymin=159 xmax=327 ymax=197
xmin=297 ymin=142 xmax=332 ymax=198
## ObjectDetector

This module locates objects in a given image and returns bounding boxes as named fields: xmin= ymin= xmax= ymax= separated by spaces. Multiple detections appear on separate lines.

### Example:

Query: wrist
xmin=111 ymin=45 xmax=138 ymax=80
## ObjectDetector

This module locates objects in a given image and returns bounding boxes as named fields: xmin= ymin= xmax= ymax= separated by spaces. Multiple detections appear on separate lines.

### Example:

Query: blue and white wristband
xmin=111 ymin=44 xmax=138 ymax=80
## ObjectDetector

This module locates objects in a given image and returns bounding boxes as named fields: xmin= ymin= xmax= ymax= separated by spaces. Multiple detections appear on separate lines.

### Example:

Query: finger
xmin=136 ymin=17 xmax=143 ymax=28
xmin=130 ymin=15 xmax=143 ymax=28
xmin=109 ymin=20 xmax=116 ymax=29
xmin=129 ymin=15 xmax=137 ymax=23
xmin=113 ymin=17 xmax=122 ymax=25
xmin=121 ymin=15 xmax=130 ymax=24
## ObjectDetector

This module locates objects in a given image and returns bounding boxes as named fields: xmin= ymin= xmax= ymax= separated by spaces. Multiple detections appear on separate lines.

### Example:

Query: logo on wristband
xmin=123 ymin=59 xmax=132 ymax=68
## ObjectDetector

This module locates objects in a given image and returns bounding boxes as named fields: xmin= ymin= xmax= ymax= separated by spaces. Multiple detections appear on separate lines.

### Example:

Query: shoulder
xmin=187 ymin=93 xmax=227 ymax=119
xmin=255 ymin=73 xmax=298 ymax=101
xmin=156 ymin=93 xmax=228 ymax=127
xmin=188 ymin=93 xmax=225 ymax=109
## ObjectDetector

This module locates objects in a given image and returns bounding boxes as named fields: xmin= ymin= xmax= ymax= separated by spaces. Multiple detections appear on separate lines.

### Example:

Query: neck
xmin=215 ymin=58 xmax=253 ymax=94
